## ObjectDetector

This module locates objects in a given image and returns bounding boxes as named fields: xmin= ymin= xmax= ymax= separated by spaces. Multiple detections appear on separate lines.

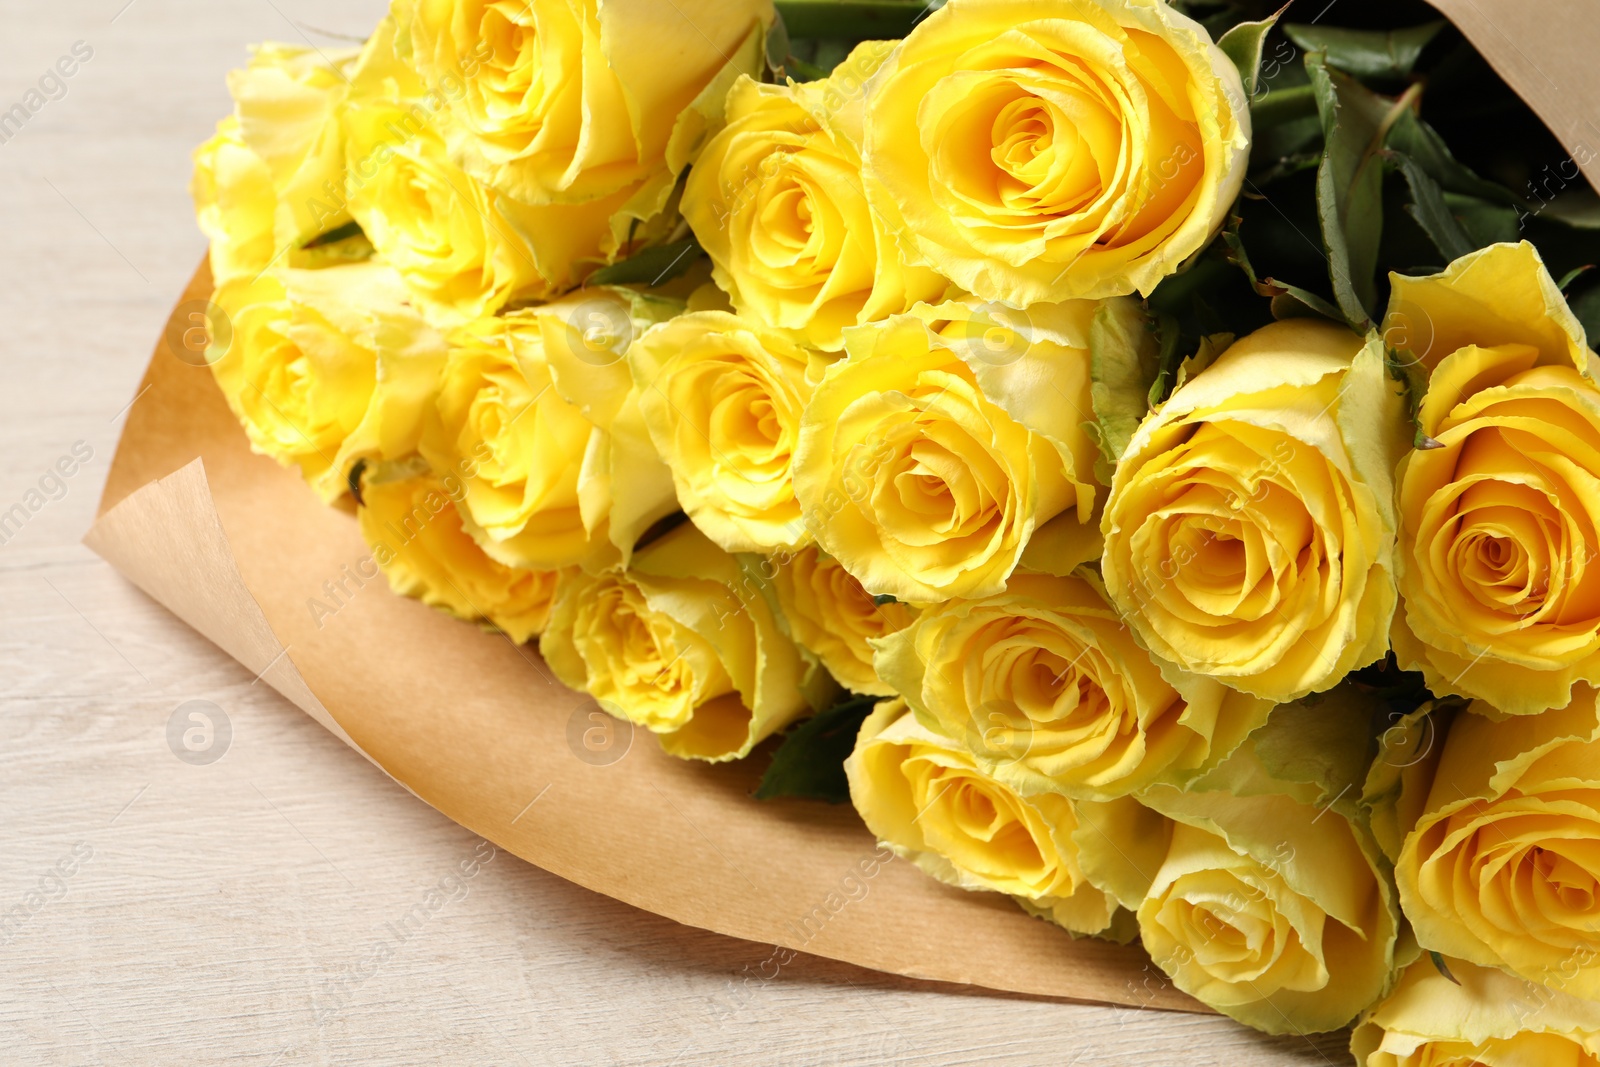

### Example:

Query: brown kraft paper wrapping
xmin=85 ymin=0 xmax=1599 ymax=1010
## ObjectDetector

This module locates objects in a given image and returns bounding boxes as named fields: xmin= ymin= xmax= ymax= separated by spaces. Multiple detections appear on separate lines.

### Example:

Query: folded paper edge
xmin=83 ymin=456 xmax=377 ymax=766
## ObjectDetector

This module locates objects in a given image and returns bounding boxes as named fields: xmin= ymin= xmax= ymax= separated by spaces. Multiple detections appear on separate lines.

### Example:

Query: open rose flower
xmin=874 ymin=570 xmax=1271 ymax=800
xmin=418 ymin=287 xmax=681 ymax=569
xmin=342 ymin=21 xmax=616 ymax=324
xmin=1138 ymin=691 xmax=1402 ymax=1034
xmin=1387 ymin=241 xmax=1600 ymax=716
xmin=539 ymin=521 xmax=809 ymax=761
xmin=392 ymin=0 xmax=769 ymax=241
xmin=358 ymin=471 xmax=558 ymax=643
xmin=1396 ymin=684 xmax=1600 ymax=1000
xmin=629 ymin=310 xmax=827 ymax=553
xmin=211 ymin=261 xmax=446 ymax=502
xmin=793 ymin=305 xmax=1101 ymax=603
xmin=1352 ymin=956 xmax=1600 ymax=1067
xmin=768 ymin=545 xmax=916 ymax=696
xmin=192 ymin=41 xmax=361 ymax=284
xmin=845 ymin=697 xmax=1167 ymax=938
xmin=861 ymin=0 xmax=1250 ymax=307
xmin=1101 ymin=318 xmax=1406 ymax=703
xmin=681 ymin=46 xmax=950 ymax=350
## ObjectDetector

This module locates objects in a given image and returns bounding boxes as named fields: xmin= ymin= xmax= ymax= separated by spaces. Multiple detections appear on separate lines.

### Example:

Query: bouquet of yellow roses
xmin=181 ymin=0 xmax=1600 ymax=1057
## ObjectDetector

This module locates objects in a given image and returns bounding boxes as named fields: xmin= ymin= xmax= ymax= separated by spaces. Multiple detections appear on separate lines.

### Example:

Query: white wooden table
xmin=0 ymin=2 xmax=1353 ymax=1062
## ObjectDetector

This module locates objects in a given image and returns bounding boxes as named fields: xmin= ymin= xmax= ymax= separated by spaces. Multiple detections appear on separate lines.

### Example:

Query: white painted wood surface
xmin=0 ymin=2 xmax=1352 ymax=1062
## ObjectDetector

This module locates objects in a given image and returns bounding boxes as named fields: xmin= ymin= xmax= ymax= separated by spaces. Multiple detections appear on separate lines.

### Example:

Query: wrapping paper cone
xmin=86 ymin=262 xmax=1197 ymax=1010
xmin=86 ymin=0 xmax=1600 ymax=1011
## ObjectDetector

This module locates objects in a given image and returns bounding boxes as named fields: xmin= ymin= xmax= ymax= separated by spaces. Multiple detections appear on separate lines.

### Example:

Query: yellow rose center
xmin=875 ymin=417 xmax=1004 ymax=544
xmin=928 ymin=69 xmax=1121 ymax=224
xmin=478 ymin=4 xmax=541 ymax=122
xmin=259 ymin=348 xmax=317 ymax=447
xmin=904 ymin=758 xmax=1063 ymax=894
xmin=577 ymin=580 xmax=728 ymax=732
xmin=465 ymin=370 xmax=533 ymax=485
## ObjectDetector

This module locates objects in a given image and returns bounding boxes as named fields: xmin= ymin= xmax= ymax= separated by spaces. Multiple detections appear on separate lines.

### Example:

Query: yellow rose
xmin=1387 ymin=242 xmax=1600 ymax=716
xmin=1396 ymin=685 xmax=1600 ymax=1000
xmin=1138 ymin=692 xmax=1402 ymax=1034
xmin=793 ymin=306 xmax=1101 ymax=602
xmin=629 ymin=310 xmax=830 ymax=553
xmin=341 ymin=21 xmax=616 ymax=323
xmin=1101 ymin=319 xmax=1406 ymax=703
xmin=681 ymin=49 xmax=950 ymax=351
xmin=392 ymin=0 xmax=769 ymax=230
xmin=358 ymin=471 xmax=557 ymax=642
xmin=845 ymin=697 xmax=1167 ymax=938
xmin=860 ymin=0 xmax=1249 ymax=307
xmin=1352 ymin=956 xmax=1600 ymax=1067
xmin=768 ymin=545 xmax=916 ymax=696
xmin=874 ymin=570 xmax=1271 ymax=799
xmin=418 ymin=288 xmax=681 ymax=569
xmin=211 ymin=260 xmax=446 ymax=502
xmin=192 ymin=42 xmax=361 ymax=284
xmin=192 ymin=117 xmax=277 ymax=286
xmin=539 ymin=521 xmax=810 ymax=761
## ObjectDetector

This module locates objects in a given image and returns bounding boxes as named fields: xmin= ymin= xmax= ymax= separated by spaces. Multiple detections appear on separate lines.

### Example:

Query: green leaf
xmin=585 ymin=237 xmax=703 ymax=288
xmin=346 ymin=457 xmax=369 ymax=507
xmin=765 ymin=10 xmax=791 ymax=76
xmin=1217 ymin=10 xmax=1283 ymax=99
xmin=1087 ymin=298 xmax=1161 ymax=485
xmin=1445 ymin=193 xmax=1522 ymax=248
xmin=754 ymin=695 xmax=877 ymax=804
xmin=773 ymin=1 xmax=929 ymax=40
xmin=1430 ymin=951 xmax=1462 ymax=986
xmin=1284 ymin=21 xmax=1445 ymax=81
xmin=1308 ymin=53 xmax=1392 ymax=327
xmin=1221 ymin=215 xmax=1344 ymax=321
xmin=870 ymin=593 xmax=899 ymax=607
xmin=1559 ymin=265 xmax=1595 ymax=292
xmin=1382 ymin=108 xmax=1521 ymax=205
xmin=301 ymin=219 xmax=364 ymax=249
xmin=1145 ymin=312 xmax=1187 ymax=408
xmin=291 ymin=218 xmax=375 ymax=270
xmin=1383 ymin=150 xmax=1475 ymax=262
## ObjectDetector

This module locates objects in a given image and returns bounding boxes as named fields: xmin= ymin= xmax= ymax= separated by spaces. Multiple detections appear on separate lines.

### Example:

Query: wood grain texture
xmin=0 ymin=1 xmax=1351 ymax=1063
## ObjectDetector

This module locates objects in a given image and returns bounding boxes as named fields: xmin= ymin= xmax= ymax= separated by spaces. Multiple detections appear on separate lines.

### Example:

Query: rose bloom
xmin=539 ymin=521 xmax=809 ymax=761
xmin=342 ymin=21 xmax=616 ymax=324
xmin=794 ymin=304 xmax=1101 ymax=603
xmin=682 ymin=46 xmax=950 ymax=350
xmin=874 ymin=570 xmax=1271 ymax=800
xmin=211 ymin=261 xmax=446 ymax=502
xmin=191 ymin=41 xmax=361 ymax=284
xmin=418 ymin=287 xmax=681 ymax=570
xmin=1396 ymin=684 xmax=1600 ymax=1001
xmin=861 ymin=0 xmax=1249 ymax=307
xmin=358 ymin=472 xmax=558 ymax=643
xmin=768 ymin=545 xmax=916 ymax=696
xmin=629 ymin=310 xmax=827 ymax=553
xmin=1387 ymin=241 xmax=1600 ymax=716
xmin=1138 ymin=693 xmax=1401 ymax=1034
xmin=392 ymin=0 xmax=770 ymax=228
xmin=1352 ymin=956 xmax=1600 ymax=1067
xmin=1101 ymin=318 xmax=1405 ymax=703
xmin=845 ymin=697 xmax=1167 ymax=938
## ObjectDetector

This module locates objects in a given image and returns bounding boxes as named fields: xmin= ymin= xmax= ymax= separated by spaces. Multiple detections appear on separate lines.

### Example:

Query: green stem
xmin=773 ymin=0 xmax=931 ymax=41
